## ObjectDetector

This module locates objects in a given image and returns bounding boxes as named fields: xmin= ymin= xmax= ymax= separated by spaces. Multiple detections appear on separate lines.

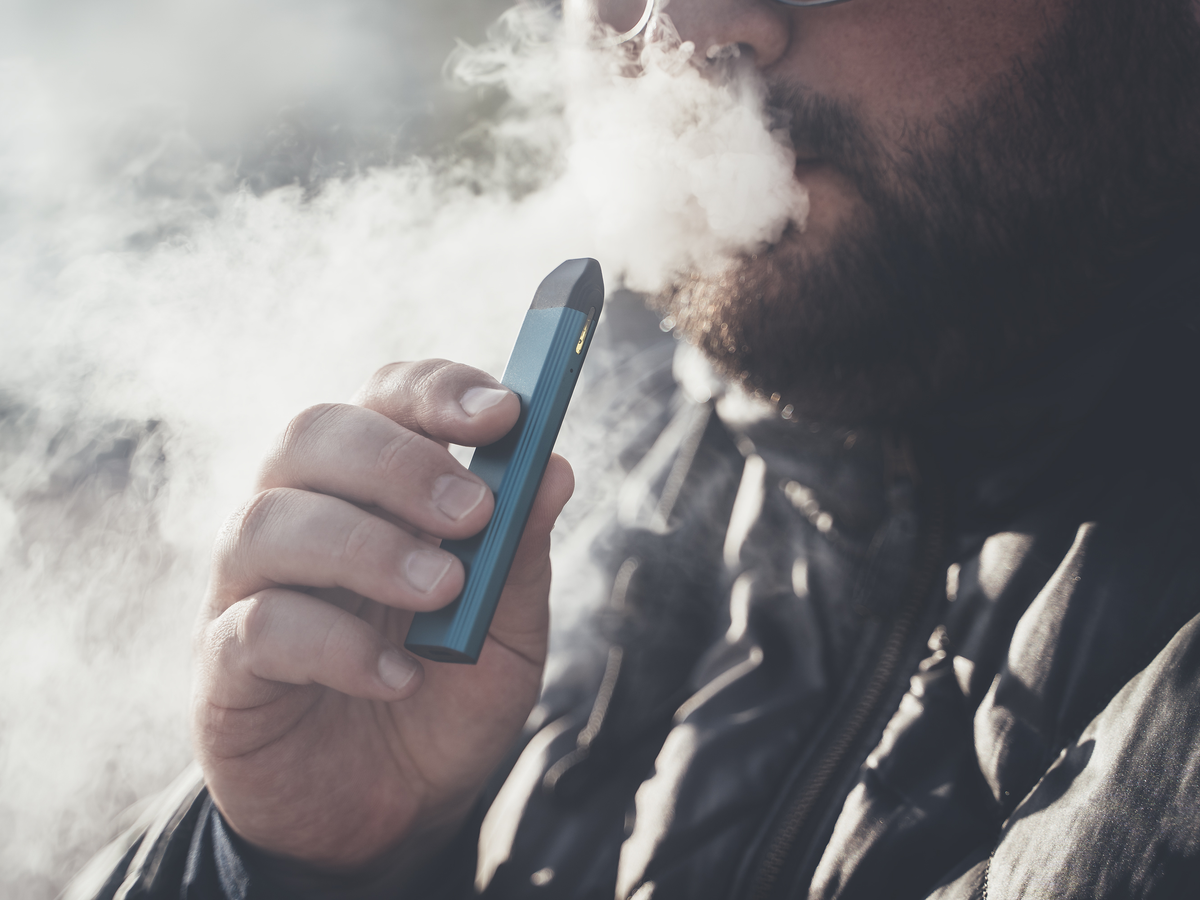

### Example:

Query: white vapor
xmin=0 ymin=1 xmax=805 ymax=895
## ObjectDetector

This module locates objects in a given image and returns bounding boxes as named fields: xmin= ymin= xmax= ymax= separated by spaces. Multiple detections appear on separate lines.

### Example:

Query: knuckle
xmin=374 ymin=429 xmax=423 ymax=481
xmin=278 ymin=403 xmax=344 ymax=461
xmin=318 ymin=612 xmax=362 ymax=666
xmin=236 ymin=595 xmax=270 ymax=649
xmin=192 ymin=603 xmax=220 ymax=658
xmin=231 ymin=594 xmax=277 ymax=677
xmin=407 ymin=359 xmax=455 ymax=394
xmin=361 ymin=360 xmax=468 ymax=428
xmin=213 ymin=488 xmax=292 ymax=585
xmin=367 ymin=359 xmax=450 ymax=399
xmin=234 ymin=488 xmax=289 ymax=549
xmin=406 ymin=360 xmax=489 ymax=427
xmin=337 ymin=515 xmax=381 ymax=568
xmin=198 ymin=596 xmax=264 ymax=675
xmin=367 ymin=360 xmax=410 ymax=390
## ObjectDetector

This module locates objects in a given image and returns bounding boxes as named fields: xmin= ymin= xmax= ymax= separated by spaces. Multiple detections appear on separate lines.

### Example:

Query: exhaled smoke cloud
xmin=453 ymin=4 xmax=808 ymax=289
xmin=0 ymin=1 xmax=804 ymax=894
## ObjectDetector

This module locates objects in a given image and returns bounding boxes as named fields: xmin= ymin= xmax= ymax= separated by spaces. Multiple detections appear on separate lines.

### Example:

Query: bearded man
xmin=70 ymin=0 xmax=1200 ymax=897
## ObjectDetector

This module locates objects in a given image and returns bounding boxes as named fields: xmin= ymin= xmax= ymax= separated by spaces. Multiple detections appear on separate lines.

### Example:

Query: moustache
xmin=763 ymin=81 xmax=881 ymax=184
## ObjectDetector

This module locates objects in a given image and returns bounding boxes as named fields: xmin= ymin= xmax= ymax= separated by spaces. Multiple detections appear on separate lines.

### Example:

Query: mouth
xmin=791 ymin=140 xmax=825 ymax=171
xmin=794 ymin=156 xmax=826 ymax=178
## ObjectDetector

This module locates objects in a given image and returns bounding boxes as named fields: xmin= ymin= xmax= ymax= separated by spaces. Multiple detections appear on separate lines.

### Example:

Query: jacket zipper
xmin=743 ymin=470 xmax=947 ymax=900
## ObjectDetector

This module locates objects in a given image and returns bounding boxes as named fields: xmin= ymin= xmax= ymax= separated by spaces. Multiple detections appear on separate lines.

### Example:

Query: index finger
xmin=354 ymin=360 xmax=521 ymax=447
xmin=258 ymin=404 xmax=494 ymax=540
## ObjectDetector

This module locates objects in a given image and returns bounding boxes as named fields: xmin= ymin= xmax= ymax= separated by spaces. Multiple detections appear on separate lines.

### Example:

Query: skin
xmin=193 ymin=0 xmax=1128 ymax=875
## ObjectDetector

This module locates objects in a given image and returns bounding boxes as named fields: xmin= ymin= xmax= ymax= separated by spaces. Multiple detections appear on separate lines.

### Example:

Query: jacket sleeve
xmin=62 ymin=765 xmax=482 ymax=900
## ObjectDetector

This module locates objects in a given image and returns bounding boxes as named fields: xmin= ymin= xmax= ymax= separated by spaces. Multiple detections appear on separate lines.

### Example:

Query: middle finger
xmin=259 ymin=403 xmax=493 ymax=540
xmin=211 ymin=487 xmax=465 ymax=612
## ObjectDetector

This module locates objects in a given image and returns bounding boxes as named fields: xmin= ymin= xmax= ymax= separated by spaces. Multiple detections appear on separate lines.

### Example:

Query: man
xmin=71 ymin=0 xmax=1200 ymax=897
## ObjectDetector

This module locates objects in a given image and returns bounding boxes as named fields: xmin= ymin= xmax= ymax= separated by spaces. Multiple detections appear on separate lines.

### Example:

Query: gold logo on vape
xmin=576 ymin=306 xmax=596 ymax=354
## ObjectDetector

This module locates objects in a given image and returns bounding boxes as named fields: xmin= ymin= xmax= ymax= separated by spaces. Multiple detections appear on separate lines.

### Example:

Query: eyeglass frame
xmin=611 ymin=0 xmax=852 ymax=45
xmin=772 ymin=0 xmax=853 ymax=7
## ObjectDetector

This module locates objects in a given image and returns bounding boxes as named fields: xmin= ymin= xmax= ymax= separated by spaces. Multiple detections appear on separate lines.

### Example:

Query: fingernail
xmin=378 ymin=649 xmax=418 ymax=692
xmin=405 ymin=548 xmax=453 ymax=593
xmin=432 ymin=473 xmax=487 ymax=521
xmin=460 ymin=386 xmax=510 ymax=417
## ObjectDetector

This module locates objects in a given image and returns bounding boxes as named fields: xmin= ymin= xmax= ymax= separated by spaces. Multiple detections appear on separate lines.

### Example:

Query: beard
xmin=659 ymin=0 xmax=1200 ymax=423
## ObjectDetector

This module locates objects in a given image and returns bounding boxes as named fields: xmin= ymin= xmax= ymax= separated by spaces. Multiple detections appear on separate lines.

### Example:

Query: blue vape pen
xmin=404 ymin=258 xmax=604 ymax=663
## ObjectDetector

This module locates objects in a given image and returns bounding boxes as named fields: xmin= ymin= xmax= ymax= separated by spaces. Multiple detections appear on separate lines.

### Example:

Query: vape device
xmin=404 ymin=258 xmax=604 ymax=664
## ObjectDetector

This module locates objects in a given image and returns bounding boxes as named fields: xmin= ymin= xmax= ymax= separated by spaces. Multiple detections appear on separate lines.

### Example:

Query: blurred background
xmin=3 ymin=0 xmax=517 ymax=190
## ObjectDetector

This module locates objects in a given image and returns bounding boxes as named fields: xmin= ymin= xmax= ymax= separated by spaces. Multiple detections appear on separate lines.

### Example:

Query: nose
xmin=596 ymin=0 xmax=792 ymax=68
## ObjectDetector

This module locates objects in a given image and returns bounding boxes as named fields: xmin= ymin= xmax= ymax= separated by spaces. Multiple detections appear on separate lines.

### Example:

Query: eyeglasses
xmin=611 ymin=0 xmax=852 ymax=44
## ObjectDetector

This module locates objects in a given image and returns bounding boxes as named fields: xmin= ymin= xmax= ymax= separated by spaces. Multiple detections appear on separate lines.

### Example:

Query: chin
xmin=658 ymin=193 xmax=954 ymax=424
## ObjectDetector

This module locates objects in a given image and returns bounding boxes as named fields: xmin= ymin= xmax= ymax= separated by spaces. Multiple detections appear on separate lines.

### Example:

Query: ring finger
xmin=210 ymin=487 xmax=465 ymax=613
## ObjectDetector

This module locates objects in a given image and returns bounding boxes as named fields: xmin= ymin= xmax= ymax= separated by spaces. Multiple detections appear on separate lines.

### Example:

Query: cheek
xmin=783 ymin=0 xmax=1069 ymax=134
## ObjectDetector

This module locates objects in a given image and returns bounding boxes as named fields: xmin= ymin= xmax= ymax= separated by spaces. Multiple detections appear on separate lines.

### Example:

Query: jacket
xmin=68 ymin=223 xmax=1200 ymax=900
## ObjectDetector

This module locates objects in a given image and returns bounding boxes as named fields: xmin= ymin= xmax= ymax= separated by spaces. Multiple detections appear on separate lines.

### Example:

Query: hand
xmin=191 ymin=360 xmax=574 ymax=871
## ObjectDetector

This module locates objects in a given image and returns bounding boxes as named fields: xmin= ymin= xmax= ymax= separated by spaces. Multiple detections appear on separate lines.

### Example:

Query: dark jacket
xmin=69 ymin=228 xmax=1200 ymax=900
